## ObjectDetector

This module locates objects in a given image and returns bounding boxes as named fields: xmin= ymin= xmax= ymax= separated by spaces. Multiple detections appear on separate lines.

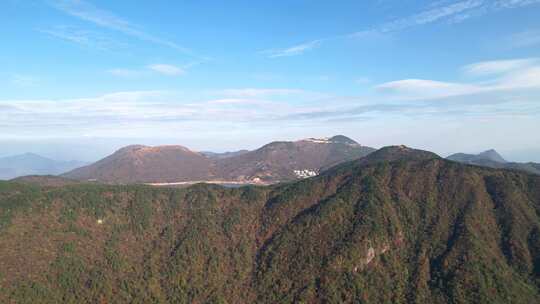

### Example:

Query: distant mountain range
xmin=63 ymin=135 xmax=376 ymax=184
xmin=0 ymin=153 xmax=87 ymax=180
xmin=447 ymin=149 xmax=540 ymax=175
xmin=7 ymin=142 xmax=539 ymax=184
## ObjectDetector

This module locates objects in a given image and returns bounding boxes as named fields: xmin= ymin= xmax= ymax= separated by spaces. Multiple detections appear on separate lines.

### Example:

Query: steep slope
xmin=215 ymin=135 xmax=376 ymax=183
xmin=1 ymin=147 xmax=540 ymax=303
xmin=0 ymin=153 xmax=86 ymax=180
xmin=63 ymin=145 xmax=214 ymax=183
xmin=448 ymin=149 xmax=540 ymax=175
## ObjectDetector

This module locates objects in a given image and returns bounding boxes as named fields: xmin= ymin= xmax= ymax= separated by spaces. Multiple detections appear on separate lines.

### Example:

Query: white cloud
xmin=10 ymin=75 xmax=38 ymax=87
xmin=39 ymin=26 xmax=125 ymax=50
xmin=262 ymin=40 xmax=322 ymax=58
xmin=207 ymin=98 xmax=270 ymax=105
xmin=2 ymin=58 xmax=540 ymax=141
xmin=0 ymin=87 xmax=336 ymax=140
xmin=493 ymin=0 xmax=540 ymax=9
xmin=355 ymin=77 xmax=371 ymax=85
xmin=48 ymin=0 xmax=201 ymax=58
xmin=377 ymin=79 xmax=482 ymax=99
xmin=268 ymin=0 xmax=540 ymax=57
xmin=107 ymin=68 xmax=143 ymax=78
xmin=109 ymin=63 xmax=199 ymax=78
xmin=506 ymin=29 xmax=540 ymax=48
xmin=220 ymin=88 xmax=307 ymax=98
xmin=499 ymin=66 xmax=540 ymax=89
xmin=462 ymin=58 xmax=538 ymax=76
xmin=376 ymin=58 xmax=540 ymax=100
xmin=383 ymin=0 xmax=483 ymax=30
xmin=73 ymin=90 xmax=169 ymax=103
xmin=147 ymin=64 xmax=185 ymax=76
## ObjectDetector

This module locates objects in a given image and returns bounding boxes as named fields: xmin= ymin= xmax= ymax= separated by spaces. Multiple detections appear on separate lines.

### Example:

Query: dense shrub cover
xmin=1 ymin=156 xmax=540 ymax=303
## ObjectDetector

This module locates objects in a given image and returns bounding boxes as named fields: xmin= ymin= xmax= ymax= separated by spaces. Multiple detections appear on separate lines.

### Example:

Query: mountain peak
xmin=114 ymin=145 xmax=196 ymax=156
xmin=64 ymin=144 xmax=212 ymax=183
xmin=362 ymin=145 xmax=440 ymax=163
xmin=115 ymin=145 xmax=148 ymax=153
xmin=448 ymin=149 xmax=507 ymax=165
xmin=300 ymin=135 xmax=359 ymax=146
xmin=329 ymin=135 xmax=359 ymax=145
xmin=478 ymin=149 xmax=506 ymax=163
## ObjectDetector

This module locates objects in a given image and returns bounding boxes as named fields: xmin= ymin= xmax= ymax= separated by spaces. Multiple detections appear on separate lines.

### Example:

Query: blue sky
xmin=1 ymin=0 xmax=540 ymax=161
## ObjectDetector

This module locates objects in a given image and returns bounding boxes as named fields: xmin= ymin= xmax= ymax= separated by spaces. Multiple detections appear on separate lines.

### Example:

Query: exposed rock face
xmin=365 ymin=247 xmax=376 ymax=265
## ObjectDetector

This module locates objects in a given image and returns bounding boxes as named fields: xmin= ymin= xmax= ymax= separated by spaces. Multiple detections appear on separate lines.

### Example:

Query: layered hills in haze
xmin=1 ymin=146 xmax=540 ymax=303
xmin=0 ymin=153 xmax=86 ymax=180
xmin=448 ymin=149 xmax=540 ymax=175
xmin=63 ymin=135 xmax=376 ymax=184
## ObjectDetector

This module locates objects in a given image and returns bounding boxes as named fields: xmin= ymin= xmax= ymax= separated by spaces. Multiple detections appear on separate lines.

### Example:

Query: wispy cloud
xmin=108 ymin=63 xmax=191 ymax=78
xmin=220 ymin=88 xmax=308 ymax=98
xmin=48 ymin=0 xmax=203 ymax=58
xmin=376 ymin=58 xmax=540 ymax=100
xmin=265 ymin=0 xmax=540 ymax=57
xmin=39 ymin=26 xmax=125 ymax=50
xmin=0 ymin=90 xmax=288 ymax=138
xmin=506 ymin=29 xmax=540 ymax=48
xmin=10 ymin=75 xmax=39 ymax=87
xmin=355 ymin=77 xmax=371 ymax=85
xmin=462 ymin=58 xmax=538 ymax=76
xmin=147 ymin=64 xmax=185 ymax=76
xmin=2 ymin=57 xmax=540 ymax=140
xmin=206 ymin=98 xmax=271 ymax=106
xmin=262 ymin=40 xmax=323 ymax=58
xmin=377 ymin=79 xmax=482 ymax=99
xmin=378 ymin=0 xmax=483 ymax=31
xmin=499 ymin=66 xmax=540 ymax=89
xmin=107 ymin=68 xmax=143 ymax=78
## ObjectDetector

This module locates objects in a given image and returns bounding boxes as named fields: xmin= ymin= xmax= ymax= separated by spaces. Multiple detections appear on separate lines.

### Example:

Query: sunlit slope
xmin=1 ymin=147 xmax=539 ymax=303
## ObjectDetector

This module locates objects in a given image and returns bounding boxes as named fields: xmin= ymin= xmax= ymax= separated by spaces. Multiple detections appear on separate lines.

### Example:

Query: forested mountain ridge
xmin=1 ymin=146 xmax=540 ymax=303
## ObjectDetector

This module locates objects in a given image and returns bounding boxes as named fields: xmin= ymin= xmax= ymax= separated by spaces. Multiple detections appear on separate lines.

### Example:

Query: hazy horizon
xmin=1 ymin=135 xmax=540 ymax=164
xmin=2 ymin=1 xmax=540 ymax=162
